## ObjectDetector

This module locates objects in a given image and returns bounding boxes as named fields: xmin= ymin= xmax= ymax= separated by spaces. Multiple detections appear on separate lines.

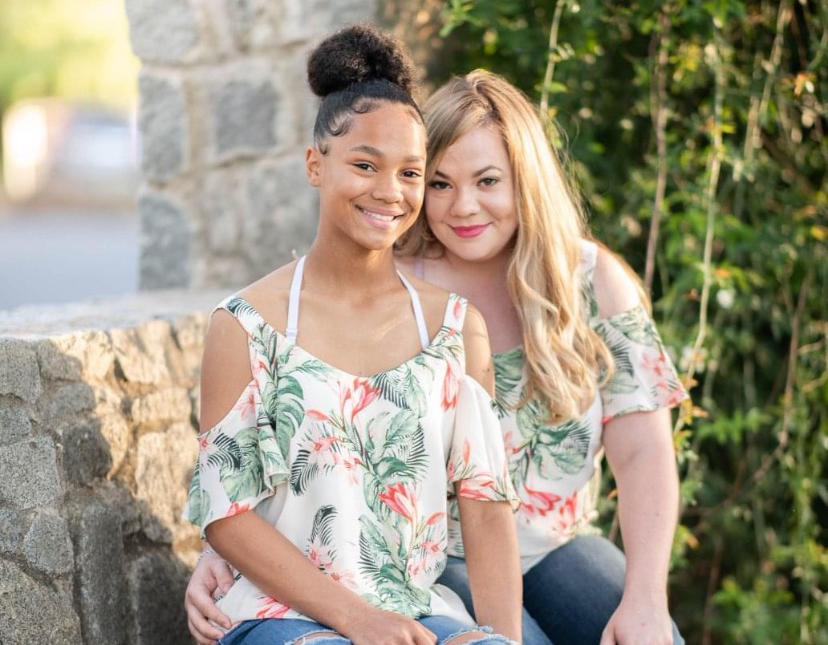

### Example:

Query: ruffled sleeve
xmin=447 ymin=375 xmax=519 ymax=510
xmin=593 ymin=304 xmax=689 ymax=423
xmin=184 ymin=378 xmax=289 ymax=537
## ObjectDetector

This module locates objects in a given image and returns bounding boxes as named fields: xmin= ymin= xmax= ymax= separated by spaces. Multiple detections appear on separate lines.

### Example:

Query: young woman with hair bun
xmin=183 ymin=26 xmax=521 ymax=645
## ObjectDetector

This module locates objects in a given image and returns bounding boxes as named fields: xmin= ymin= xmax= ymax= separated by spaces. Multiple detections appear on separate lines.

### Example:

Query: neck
xmin=442 ymin=246 xmax=512 ymax=292
xmin=304 ymin=242 xmax=399 ymax=294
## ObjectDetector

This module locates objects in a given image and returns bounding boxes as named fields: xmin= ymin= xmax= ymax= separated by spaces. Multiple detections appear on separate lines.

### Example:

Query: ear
xmin=306 ymin=146 xmax=322 ymax=187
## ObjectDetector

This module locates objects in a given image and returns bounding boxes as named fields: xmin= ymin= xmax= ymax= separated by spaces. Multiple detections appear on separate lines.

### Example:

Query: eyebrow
xmin=433 ymin=165 xmax=502 ymax=179
xmin=349 ymin=144 xmax=424 ymax=164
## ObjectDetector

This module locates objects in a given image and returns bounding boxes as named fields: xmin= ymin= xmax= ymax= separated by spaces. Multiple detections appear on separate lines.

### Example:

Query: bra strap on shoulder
xmin=285 ymin=256 xmax=306 ymax=344
xmin=397 ymin=271 xmax=430 ymax=351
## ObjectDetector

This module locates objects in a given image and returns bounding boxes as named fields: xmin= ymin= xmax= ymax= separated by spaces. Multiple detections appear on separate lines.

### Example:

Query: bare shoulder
xmin=404 ymin=274 xmax=452 ymax=338
xmin=236 ymin=260 xmax=297 ymax=332
xmin=461 ymin=303 xmax=494 ymax=395
xmin=592 ymin=245 xmax=644 ymax=318
xmin=200 ymin=309 xmax=254 ymax=432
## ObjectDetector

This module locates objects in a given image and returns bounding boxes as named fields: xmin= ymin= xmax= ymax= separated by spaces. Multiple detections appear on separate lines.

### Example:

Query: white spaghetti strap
xmin=285 ymin=255 xmax=305 ymax=344
xmin=397 ymin=271 xmax=430 ymax=351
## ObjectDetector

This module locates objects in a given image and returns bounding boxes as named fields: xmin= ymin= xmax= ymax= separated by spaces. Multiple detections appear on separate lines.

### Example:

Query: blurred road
xmin=0 ymin=210 xmax=139 ymax=311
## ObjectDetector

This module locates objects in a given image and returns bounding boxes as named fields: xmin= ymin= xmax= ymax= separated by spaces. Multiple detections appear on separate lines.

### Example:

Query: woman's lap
xmin=438 ymin=536 xmax=684 ymax=645
xmin=220 ymin=615 xmax=513 ymax=645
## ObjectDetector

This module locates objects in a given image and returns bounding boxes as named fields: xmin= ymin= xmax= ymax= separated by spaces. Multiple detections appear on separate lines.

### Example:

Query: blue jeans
xmin=219 ymin=615 xmax=515 ymax=645
xmin=437 ymin=536 xmax=685 ymax=645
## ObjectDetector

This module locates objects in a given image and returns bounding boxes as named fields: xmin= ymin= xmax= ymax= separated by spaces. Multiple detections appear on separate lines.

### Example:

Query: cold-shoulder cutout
xmin=461 ymin=304 xmax=495 ymax=397
xmin=200 ymin=309 xmax=256 ymax=433
xmin=592 ymin=244 xmax=645 ymax=318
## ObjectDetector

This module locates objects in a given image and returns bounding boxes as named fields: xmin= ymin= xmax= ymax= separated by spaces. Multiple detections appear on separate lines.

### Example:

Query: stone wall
xmin=0 ymin=292 xmax=223 ymax=645
xmin=126 ymin=0 xmax=378 ymax=291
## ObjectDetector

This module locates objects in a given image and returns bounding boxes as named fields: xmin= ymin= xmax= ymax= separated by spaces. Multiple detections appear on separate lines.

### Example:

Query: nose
xmin=450 ymin=186 xmax=479 ymax=218
xmin=371 ymin=172 xmax=403 ymax=204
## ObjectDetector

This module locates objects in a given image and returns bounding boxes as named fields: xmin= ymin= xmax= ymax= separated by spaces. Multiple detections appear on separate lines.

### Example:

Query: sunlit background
xmin=0 ymin=0 xmax=140 ymax=310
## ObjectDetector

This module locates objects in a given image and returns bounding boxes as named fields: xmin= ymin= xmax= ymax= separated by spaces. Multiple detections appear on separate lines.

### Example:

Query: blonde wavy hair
xmin=397 ymin=70 xmax=614 ymax=423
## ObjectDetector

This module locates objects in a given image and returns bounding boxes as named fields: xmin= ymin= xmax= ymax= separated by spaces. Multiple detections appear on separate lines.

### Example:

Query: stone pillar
xmin=125 ymin=0 xmax=378 ymax=291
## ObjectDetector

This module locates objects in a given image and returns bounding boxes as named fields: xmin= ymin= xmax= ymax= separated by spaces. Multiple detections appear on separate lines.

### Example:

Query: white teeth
xmin=361 ymin=208 xmax=399 ymax=222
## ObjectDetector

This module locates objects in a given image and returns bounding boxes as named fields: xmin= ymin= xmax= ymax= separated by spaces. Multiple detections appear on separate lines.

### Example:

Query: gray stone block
xmin=135 ymin=423 xmax=199 ymax=545
xmin=127 ymin=551 xmax=191 ymax=645
xmin=22 ymin=509 xmax=74 ymax=575
xmin=125 ymin=0 xmax=199 ymax=64
xmin=0 ymin=436 xmax=62 ymax=510
xmin=0 ymin=407 xmax=31 ymax=445
xmin=36 ymin=339 xmax=82 ymax=381
xmin=138 ymin=74 xmax=188 ymax=183
xmin=0 ymin=339 xmax=41 ymax=403
xmin=62 ymin=419 xmax=112 ymax=486
xmin=98 ymin=414 xmax=132 ymax=476
xmin=69 ymin=497 xmax=128 ymax=645
xmin=201 ymin=169 xmax=243 ymax=254
xmin=110 ymin=319 xmax=175 ymax=385
xmin=0 ymin=560 xmax=82 ymax=645
xmin=37 ymin=332 xmax=114 ymax=382
xmin=244 ymin=158 xmax=318 ymax=276
xmin=212 ymin=80 xmax=278 ymax=156
xmin=226 ymin=0 xmax=280 ymax=50
xmin=45 ymin=383 xmax=96 ymax=422
xmin=138 ymin=192 xmax=192 ymax=289
xmin=0 ymin=508 xmax=22 ymax=553
xmin=131 ymin=388 xmax=192 ymax=425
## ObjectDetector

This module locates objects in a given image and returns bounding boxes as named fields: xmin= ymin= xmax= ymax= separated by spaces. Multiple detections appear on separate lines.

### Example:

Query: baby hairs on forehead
xmin=312 ymin=89 xmax=423 ymax=155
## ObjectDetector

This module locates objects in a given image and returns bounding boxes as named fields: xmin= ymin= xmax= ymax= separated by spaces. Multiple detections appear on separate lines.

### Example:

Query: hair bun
xmin=307 ymin=24 xmax=414 ymax=98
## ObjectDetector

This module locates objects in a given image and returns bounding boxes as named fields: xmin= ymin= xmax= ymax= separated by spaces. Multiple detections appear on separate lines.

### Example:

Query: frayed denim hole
xmin=285 ymin=631 xmax=344 ymax=645
xmin=443 ymin=631 xmax=518 ymax=645
xmin=441 ymin=625 xmax=486 ymax=644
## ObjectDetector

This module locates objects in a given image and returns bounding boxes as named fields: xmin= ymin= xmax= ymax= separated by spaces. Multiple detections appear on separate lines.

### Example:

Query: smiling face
xmin=307 ymin=101 xmax=426 ymax=252
xmin=424 ymin=125 xmax=518 ymax=264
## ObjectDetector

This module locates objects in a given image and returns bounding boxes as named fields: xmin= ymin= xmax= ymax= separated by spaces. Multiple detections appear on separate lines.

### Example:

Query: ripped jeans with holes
xmin=218 ymin=615 xmax=518 ymax=645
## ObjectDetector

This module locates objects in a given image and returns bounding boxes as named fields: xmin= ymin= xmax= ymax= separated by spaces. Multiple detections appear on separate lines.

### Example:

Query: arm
xmin=198 ymin=312 xmax=436 ymax=645
xmin=457 ymin=306 xmax=522 ymax=643
xmin=601 ymin=409 xmax=678 ymax=645
xmin=592 ymin=247 xmax=678 ymax=645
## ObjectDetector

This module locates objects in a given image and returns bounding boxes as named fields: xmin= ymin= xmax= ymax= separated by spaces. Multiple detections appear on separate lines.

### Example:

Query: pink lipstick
xmin=451 ymin=224 xmax=489 ymax=238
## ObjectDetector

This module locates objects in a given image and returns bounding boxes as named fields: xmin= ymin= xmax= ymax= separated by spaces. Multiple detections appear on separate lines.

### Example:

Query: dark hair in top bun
xmin=307 ymin=24 xmax=421 ymax=152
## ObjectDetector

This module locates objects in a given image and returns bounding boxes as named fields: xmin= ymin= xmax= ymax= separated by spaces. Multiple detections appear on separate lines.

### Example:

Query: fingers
xmin=184 ymin=577 xmax=232 ymax=644
xmin=209 ymin=559 xmax=236 ymax=595
xmin=598 ymin=625 xmax=615 ymax=645
xmin=414 ymin=624 xmax=438 ymax=645
xmin=185 ymin=575 xmax=232 ymax=630
xmin=186 ymin=612 xmax=225 ymax=645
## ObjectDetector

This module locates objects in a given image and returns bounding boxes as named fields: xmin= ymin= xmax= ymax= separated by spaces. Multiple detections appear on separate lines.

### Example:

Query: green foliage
xmin=0 ymin=1 xmax=138 ymax=121
xmin=434 ymin=0 xmax=827 ymax=642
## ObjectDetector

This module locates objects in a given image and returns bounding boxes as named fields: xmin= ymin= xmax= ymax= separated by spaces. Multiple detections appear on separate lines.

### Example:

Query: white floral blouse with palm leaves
xmin=446 ymin=240 xmax=688 ymax=571
xmin=185 ymin=293 xmax=516 ymax=625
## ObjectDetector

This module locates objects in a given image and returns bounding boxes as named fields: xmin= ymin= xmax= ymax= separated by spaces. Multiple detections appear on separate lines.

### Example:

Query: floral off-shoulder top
xmin=185 ymin=287 xmax=517 ymax=626
xmin=446 ymin=240 xmax=688 ymax=571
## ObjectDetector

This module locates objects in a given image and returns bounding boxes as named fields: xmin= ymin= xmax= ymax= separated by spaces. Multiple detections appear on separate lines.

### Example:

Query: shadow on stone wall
xmin=1 ymin=307 xmax=211 ymax=645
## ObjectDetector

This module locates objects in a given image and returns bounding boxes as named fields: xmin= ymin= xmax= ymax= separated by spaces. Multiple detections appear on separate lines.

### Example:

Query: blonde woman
xmin=187 ymin=70 xmax=687 ymax=645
